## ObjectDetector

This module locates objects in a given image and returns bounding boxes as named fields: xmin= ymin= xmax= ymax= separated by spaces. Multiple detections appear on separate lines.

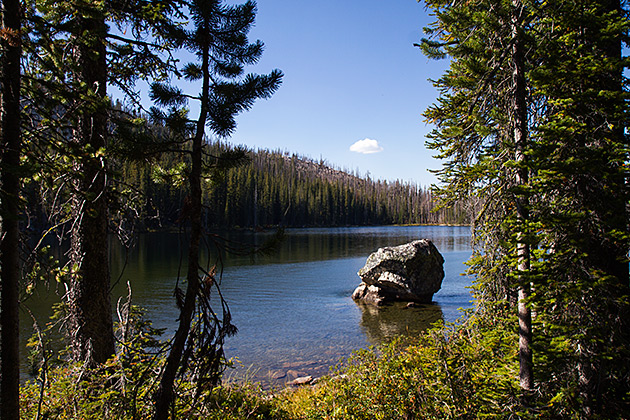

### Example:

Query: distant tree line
xmin=117 ymin=144 xmax=468 ymax=230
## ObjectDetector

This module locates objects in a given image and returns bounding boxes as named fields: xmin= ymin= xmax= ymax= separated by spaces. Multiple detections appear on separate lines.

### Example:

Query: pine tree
xmin=0 ymin=0 xmax=22 ymax=415
xmin=510 ymin=0 xmax=533 ymax=393
xmin=525 ymin=0 xmax=630 ymax=414
xmin=420 ymin=0 xmax=523 ymax=301
xmin=421 ymin=0 xmax=630 ymax=414
xmin=66 ymin=0 xmax=116 ymax=365
xmin=24 ymin=0 xmax=181 ymax=365
xmin=149 ymin=1 xmax=282 ymax=416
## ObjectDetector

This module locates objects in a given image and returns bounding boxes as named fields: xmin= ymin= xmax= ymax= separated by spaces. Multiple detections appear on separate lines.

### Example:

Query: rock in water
xmin=351 ymin=240 xmax=444 ymax=306
xmin=289 ymin=375 xmax=314 ymax=386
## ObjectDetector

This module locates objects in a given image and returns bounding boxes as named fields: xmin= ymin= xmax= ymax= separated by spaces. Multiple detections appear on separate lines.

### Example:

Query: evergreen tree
xmin=510 ymin=0 xmax=533 ymax=393
xmin=25 ymin=0 xmax=181 ymax=365
xmin=525 ymin=0 xmax=630 ymax=414
xmin=120 ymin=144 xmax=462 ymax=229
xmin=149 ymin=1 xmax=282 ymax=416
xmin=421 ymin=0 xmax=630 ymax=415
xmin=0 ymin=0 xmax=22 ymax=416
xmin=66 ymin=0 xmax=116 ymax=365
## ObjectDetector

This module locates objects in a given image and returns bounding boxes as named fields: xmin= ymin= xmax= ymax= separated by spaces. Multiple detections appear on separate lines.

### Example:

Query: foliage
xmin=21 ymin=305 xmax=160 ymax=419
xmin=20 ymin=305 xmax=278 ymax=419
xmin=278 ymin=314 xmax=521 ymax=420
xmin=11 ymin=0 xmax=630 ymax=416
xmin=20 ymin=305 xmax=628 ymax=419
xmin=420 ymin=0 xmax=630 ymax=415
xmin=19 ymin=0 xmax=185 ymax=367
xmin=19 ymin=308 xmax=522 ymax=420
xmin=118 ymin=144 xmax=469 ymax=229
xmin=145 ymin=1 xmax=283 ymax=417
xmin=21 ymin=370 xmax=281 ymax=420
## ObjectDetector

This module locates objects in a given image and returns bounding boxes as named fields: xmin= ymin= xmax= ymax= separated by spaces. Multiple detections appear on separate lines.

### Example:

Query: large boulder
xmin=351 ymin=240 xmax=444 ymax=306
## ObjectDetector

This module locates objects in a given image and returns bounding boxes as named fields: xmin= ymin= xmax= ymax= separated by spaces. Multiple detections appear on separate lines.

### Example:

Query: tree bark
xmin=511 ymin=0 xmax=534 ymax=393
xmin=0 ymin=0 xmax=22 ymax=416
xmin=152 ymin=21 xmax=210 ymax=420
xmin=68 ymin=10 xmax=115 ymax=365
xmin=576 ymin=0 xmax=629 ymax=412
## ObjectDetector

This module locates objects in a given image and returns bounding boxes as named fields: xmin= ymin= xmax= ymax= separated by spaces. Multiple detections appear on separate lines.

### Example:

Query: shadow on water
xmin=245 ymin=226 xmax=471 ymax=266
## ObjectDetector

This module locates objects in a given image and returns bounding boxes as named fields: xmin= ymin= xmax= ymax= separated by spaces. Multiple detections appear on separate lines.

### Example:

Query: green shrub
xmin=278 ymin=314 xmax=521 ymax=420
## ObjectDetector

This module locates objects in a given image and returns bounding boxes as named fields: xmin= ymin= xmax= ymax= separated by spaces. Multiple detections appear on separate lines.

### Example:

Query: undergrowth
xmin=279 ymin=312 xmax=521 ymax=420
xmin=20 ymin=308 xmax=529 ymax=419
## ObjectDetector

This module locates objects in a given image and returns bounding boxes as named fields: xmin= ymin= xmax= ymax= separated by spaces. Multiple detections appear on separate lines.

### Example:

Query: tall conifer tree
xmin=525 ymin=0 xmax=630 ymax=414
xmin=66 ymin=0 xmax=115 ymax=364
xmin=0 ymin=0 xmax=22 ymax=415
xmin=422 ymin=0 xmax=630 ymax=414
xmin=26 ymin=0 xmax=181 ymax=365
xmin=149 ymin=1 xmax=282 ymax=416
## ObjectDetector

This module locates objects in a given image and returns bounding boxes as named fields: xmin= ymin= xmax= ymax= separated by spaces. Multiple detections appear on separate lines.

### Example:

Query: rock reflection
xmin=356 ymin=301 xmax=444 ymax=346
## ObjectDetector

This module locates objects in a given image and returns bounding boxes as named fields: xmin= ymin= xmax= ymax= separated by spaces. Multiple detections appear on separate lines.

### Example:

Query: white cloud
xmin=349 ymin=138 xmax=384 ymax=154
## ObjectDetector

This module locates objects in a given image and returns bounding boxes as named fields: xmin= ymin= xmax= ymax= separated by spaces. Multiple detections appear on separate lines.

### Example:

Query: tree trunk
xmin=68 ymin=11 xmax=115 ymax=365
xmin=0 ymin=0 xmax=22 ymax=416
xmin=152 ymin=24 xmax=210 ymax=420
xmin=576 ymin=0 xmax=629 ymax=412
xmin=511 ymin=0 xmax=534 ymax=394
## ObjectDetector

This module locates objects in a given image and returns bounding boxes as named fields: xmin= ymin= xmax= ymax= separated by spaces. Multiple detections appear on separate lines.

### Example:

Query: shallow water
xmin=22 ymin=226 xmax=473 ymax=386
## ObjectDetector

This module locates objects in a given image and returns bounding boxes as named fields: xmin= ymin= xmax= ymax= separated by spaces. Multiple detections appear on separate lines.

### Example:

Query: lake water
xmin=22 ymin=226 xmax=473 ymax=386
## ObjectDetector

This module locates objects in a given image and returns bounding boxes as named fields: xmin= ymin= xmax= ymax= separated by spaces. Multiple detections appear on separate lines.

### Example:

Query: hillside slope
xmin=120 ymin=145 xmax=468 ymax=230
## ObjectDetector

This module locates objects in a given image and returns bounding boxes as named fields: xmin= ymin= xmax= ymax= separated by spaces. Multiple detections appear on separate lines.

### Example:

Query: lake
xmin=21 ymin=226 xmax=473 ymax=386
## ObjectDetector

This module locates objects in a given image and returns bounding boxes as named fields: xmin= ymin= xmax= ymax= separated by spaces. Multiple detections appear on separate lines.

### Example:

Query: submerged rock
xmin=351 ymin=239 xmax=444 ymax=306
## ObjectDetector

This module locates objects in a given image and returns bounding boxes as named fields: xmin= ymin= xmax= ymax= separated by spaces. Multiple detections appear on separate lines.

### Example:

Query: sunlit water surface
xmin=22 ymin=226 xmax=473 ymax=386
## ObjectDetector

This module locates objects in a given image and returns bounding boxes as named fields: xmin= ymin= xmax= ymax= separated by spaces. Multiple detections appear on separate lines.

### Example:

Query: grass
xmin=26 ymin=310 xmax=609 ymax=419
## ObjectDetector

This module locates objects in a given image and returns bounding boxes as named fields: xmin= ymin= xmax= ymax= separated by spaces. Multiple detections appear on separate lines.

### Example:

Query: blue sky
xmin=223 ymin=0 xmax=450 ymax=187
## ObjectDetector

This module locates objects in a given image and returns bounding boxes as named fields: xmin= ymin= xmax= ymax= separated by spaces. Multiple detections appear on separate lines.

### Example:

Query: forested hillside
xmin=119 ymin=144 xmax=467 ymax=230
